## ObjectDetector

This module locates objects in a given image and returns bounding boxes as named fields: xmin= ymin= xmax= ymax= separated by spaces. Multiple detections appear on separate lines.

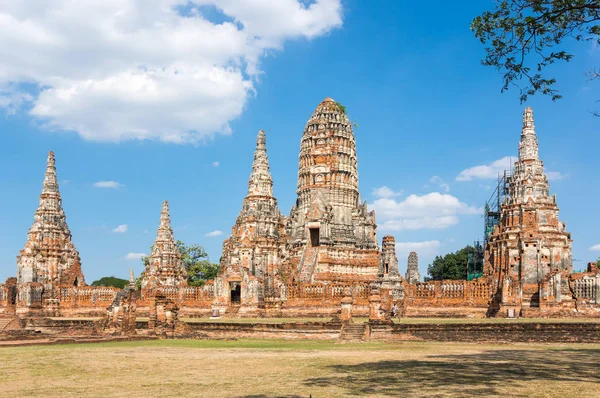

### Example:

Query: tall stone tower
xmin=216 ymin=130 xmax=289 ymax=309
xmin=17 ymin=151 xmax=85 ymax=287
xmin=485 ymin=107 xmax=572 ymax=309
xmin=405 ymin=252 xmax=420 ymax=284
xmin=141 ymin=201 xmax=188 ymax=289
xmin=289 ymin=98 xmax=379 ymax=282
xmin=380 ymin=236 xmax=400 ymax=276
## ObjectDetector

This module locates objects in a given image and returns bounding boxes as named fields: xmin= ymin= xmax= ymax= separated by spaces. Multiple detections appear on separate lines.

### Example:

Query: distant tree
xmin=471 ymin=0 xmax=600 ymax=110
xmin=139 ymin=241 xmax=219 ymax=287
xmin=176 ymin=240 xmax=219 ymax=286
xmin=91 ymin=276 xmax=129 ymax=289
xmin=426 ymin=246 xmax=474 ymax=281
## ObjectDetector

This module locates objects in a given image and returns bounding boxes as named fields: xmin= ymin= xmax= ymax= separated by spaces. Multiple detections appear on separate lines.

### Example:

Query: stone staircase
xmin=0 ymin=317 xmax=15 ymax=332
xmin=340 ymin=323 xmax=367 ymax=342
xmin=299 ymin=247 xmax=318 ymax=283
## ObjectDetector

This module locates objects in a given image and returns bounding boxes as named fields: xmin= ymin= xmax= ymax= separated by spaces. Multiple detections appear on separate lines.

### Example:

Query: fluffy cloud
xmin=395 ymin=241 xmax=441 ymax=258
xmin=94 ymin=181 xmax=122 ymax=188
xmin=0 ymin=1 xmax=343 ymax=144
xmin=372 ymin=186 xmax=403 ymax=199
xmin=589 ymin=244 xmax=600 ymax=252
xmin=112 ymin=224 xmax=128 ymax=233
xmin=456 ymin=156 xmax=514 ymax=181
xmin=212 ymin=161 xmax=220 ymax=167
xmin=372 ymin=192 xmax=480 ymax=231
xmin=206 ymin=230 xmax=223 ymax=237
xmin=125 ymin=252 xmax=146 ymax=260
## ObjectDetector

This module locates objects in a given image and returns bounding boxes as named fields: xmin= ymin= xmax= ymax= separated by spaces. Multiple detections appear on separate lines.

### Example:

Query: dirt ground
xmin=1 ymin=339 xmax=599 ymax=397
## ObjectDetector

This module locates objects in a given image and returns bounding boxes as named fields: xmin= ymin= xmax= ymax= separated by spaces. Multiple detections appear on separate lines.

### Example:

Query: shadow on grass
xmin=303 ymin=348 xmax=600 ymax=397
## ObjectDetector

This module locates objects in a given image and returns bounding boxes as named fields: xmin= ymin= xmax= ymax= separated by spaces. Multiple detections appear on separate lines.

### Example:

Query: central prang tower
xmin=289 ymin=98 xmax=379 ymax=283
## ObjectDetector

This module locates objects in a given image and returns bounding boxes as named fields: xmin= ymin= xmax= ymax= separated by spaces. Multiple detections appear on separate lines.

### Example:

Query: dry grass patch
xmin=1 ymin=340 xmax=599 ymax=397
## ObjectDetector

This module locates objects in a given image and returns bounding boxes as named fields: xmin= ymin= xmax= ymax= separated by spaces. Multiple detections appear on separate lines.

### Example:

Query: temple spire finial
xmin=519 ymin=106 xmax=539 ymax=161
xmin=42 ymin=150 xmax=59 ymax=195
xmin=247 ymin=129 xmax=273 ymax=197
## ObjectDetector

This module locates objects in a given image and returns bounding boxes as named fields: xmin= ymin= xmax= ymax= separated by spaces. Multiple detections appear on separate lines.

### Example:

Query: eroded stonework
xmin=485 ymin=107 xmax=574 ymax=314
xmin=405 ymin=252 xmax=420 ymax=284
xmin=215 ymin=130 xmax=289 ymax=311
xmin=17 ymin=151 xmax=86 ymax=290
xmin=289 ymin=98 xmax=379 ymax=283
xmin=141 ymin=201 xmax=188 ymax=289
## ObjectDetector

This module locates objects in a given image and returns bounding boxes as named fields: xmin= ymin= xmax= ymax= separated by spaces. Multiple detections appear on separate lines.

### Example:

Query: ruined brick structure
xmin=376 ymin=236 xmax=404 ymax=307
xmin=5 ymin=152 xmax=118 ymax=317
xmin=215 ymin=130 xmax=289 ymax=313
xmin=17 ymin=152 xmax=86 ymax=289
xmin=405 ymin=252 xmax=421 ymax=284
xmin=3 ymin=104 xmax=599 ymax=322
xmin=141 ymin=201 xmax=188 ymax=290
xmin=289 ymin=98 xmax=379 ymax=284
xmin=485 ymin=107 xmax=575 ymax=316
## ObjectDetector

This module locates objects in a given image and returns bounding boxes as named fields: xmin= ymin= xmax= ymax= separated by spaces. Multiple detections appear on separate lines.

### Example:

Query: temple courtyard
xmin=1 ymin=339 xmax=598 ymax=397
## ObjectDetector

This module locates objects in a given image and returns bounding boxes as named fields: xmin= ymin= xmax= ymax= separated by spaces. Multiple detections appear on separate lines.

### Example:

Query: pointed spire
xmin=129 ymin=268 xmax=135 ymax=283
xmin=519 ymin=106 xmax=539 ymax=161
xmin=247 ymin=130 xmax=274 ymax=197
xmin=156 ymin=200 xmax=175 ymax=242
xmin=42 ymin=151 xmax=59 ymax=195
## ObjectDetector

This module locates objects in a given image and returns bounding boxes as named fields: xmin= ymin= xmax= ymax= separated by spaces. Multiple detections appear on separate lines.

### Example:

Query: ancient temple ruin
xmin=2 ymin=104 xmax=599 ymax=321
xmin=215 ymin=130 xmax=289 ymax=312
xmin=141 ymin=201 xmax=188 ymax=289
xmin=485 ymin=107 xmax=574 ymax=316
xmin=405 ymin=252 xmax=420 ymax=284
xmin=289 ymin=98 xmax=380 ymax=283
xmin=17 ymin=152 xmax=86 ymax=288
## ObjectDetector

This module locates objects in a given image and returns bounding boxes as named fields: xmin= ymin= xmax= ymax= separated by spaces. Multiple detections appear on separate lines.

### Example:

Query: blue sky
xmin=0 ymin=1 xmax=598 ymax=283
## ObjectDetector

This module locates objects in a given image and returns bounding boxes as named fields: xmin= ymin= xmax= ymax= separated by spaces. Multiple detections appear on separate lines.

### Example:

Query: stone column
xmin=340 ymin=296 xmax=353 ymax=323
xmin=368 ymin=291 xmax=383 ymax=322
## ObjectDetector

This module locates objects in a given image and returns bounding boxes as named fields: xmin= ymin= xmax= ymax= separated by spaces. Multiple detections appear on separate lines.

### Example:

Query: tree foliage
xmin=140 ymin=241 xmax=219 ymax=287
xmin=471 ymin=0 xmax=600 ymax=104
xmin=426 ymin=245 xmax=475 ymax=281
xmin=91 ymin=276 xmax=129 ymax=289
xmin=176 ymin=240 xmax=219 ymax=286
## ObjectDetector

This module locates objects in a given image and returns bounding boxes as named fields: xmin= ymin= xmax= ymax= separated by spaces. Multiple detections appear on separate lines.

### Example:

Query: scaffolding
xmin=484 ymin=169 xmax=512 ymax=248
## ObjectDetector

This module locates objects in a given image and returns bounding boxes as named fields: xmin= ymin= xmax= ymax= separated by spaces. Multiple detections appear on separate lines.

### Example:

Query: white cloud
xmin=206 ymin=230 xmax=223 ymax=237
xmin=372 ymin=186 xmax=403 ymax=199
xmin=124 ymin=252 xmax=146 ymax=260
xmin=546 ymin=171 xmax=564 ymax=181
xmin=372 ymin=192 xmax=481 ymax=231
xmin=456 ymin=156 xmax=514 ymax=181
xmin=212 ymin=161 xmax=220 ymax=167
xmin=394 ymin=240 xmax=441 ymax=258
xmin=429 ymin=176 xmax=450 ymax=193
xmin=112 ymin=224 xmax=128 ymax=233
xmin=589 ymin=244 xmax=600 ymax=252
xmin=94 ymin=181 xmax=122 ymax=189
xmin=0 ymin=1 xmax=343 ymax=144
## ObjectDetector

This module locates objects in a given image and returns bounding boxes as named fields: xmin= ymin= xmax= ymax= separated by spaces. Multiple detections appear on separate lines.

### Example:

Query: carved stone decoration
xmin=215 ymin=130 xmax=289 ymax=312
xmin=16 ymin=151 xmax=86 ymax=288
xmin=289 ymin=98 xmax=380 ymax=283
xmin=485 ymin=107 xmax=573 ymax=314
xmin=141 ymin=201 xmax=188 ymax=289
xmin=405 ymin=252 xmax=421 ymax=284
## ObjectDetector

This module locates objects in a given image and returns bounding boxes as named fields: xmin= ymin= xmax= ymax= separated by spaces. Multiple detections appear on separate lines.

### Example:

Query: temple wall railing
xmin=139 ymin=283 xmax=215 ymax=308
xmin=570 ymin=273 xmax=600 ymax=303
xmin=58 ymin=286 xmax=119 ymax=307
xmin=404 ymin=280 xmax=491 ymax=306
xmin=284 ymin=282 xmax=371 ymax=305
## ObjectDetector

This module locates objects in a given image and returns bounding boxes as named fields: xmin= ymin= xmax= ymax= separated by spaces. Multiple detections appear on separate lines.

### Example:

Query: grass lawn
xmin=1 ymin=339 xmax=599 ymax=397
